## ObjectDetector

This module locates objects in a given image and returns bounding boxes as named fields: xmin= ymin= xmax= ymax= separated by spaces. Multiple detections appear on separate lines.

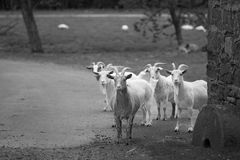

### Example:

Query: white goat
xmin=95 ymin=64 xmax=138 ymax=112
xmin=165 ymin=64 xmax=208 ymax=132
xmin=137 ymin=67 xmax=151 ymax=82
xmin=146 ymin=63 xmax=176 ymax=121
xmin=96 ymin=65 xmax=150 ymax=127
xmin=107 ymin=67 xmax=153 ymax=144
xmin=86 ymin=62 xmax=111 ymax=111
xmin=86 ymin=61 xmax=105 ymax=81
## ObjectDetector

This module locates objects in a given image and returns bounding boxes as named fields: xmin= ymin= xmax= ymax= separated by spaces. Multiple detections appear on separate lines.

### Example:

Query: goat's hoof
xmin=156 ymin=117 xmax=160 ymax=120
xmin=145 ymin=123 xmax=152 ymax=127
xmin=187 ymin=128 xmax=193 ymax=133
xmin=162 ymin=118 xmax=167 ymax=121
xmin=140 ymin=122 xmax=146 ymax=126
xmin=103 ymin=107 xmax=107 ymax=112
xmin=174 ymin=128 xmax=179 ymax=133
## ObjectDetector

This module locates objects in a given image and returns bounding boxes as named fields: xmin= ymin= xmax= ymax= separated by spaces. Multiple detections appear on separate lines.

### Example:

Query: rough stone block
xmin=225 ymin=37 xmax=233 ymax=56
xmin=227 ymin=96 xmax=236 ymax=104
xmin=193 ymin=105 xmax=240 ymax=150
xmin=233 ymin=69 xmax=240 ymax=87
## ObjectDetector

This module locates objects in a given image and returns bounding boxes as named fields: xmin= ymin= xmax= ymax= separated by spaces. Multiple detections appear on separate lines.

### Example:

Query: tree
xmin=20 ymin=0 xmax=43 ymax=53
xmin=134 ymin=0 xmax=207 ymax=46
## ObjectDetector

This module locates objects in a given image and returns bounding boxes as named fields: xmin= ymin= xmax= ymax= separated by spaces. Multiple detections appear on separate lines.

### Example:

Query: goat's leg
xmin=162 ymin=101 xmax=168 ymax=121
xmin=115 ymin=116 xmax=122 ymax=143
xmin=145 ymin=103 xmax=152 ymax=126
xmin=140 ymin=106 xmax=147 ymax=126
xmin=126 ymin=116 xmax=134 ymax=145
xmin=174 ymin=104 xmax=179 ymax=119
xmin=174 ymin=108 xmax=182 ymax=132
xmin=187 ymin=109 xmax=194 ymax=133
xmin=170 ymin=102 xmax=176 ymax=119
xmin=156 ymin=102 xmax=161 ymax=120
xmin=103 ymin=96 xmax=109 ymax=111
xmin=111 ymin=117 xmax=116 ymax=128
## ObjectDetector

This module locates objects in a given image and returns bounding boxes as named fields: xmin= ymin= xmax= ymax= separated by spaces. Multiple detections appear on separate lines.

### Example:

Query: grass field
xmin=0 ymin=10 xmax=207 ymax=81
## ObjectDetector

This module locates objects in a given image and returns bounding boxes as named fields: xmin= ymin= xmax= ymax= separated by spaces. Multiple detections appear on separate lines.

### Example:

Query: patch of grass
xmin=0 ymin=10 xmax=207 ymax=81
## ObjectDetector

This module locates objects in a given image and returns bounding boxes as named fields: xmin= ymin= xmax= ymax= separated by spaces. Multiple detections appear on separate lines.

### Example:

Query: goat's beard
xmin=174 ymin=84 xmax=179 ymax=97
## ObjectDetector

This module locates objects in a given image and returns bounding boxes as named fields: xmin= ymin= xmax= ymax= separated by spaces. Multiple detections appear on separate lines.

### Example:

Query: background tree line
xmin=0 ymin=0 xmax=207 ymax=53
xmin=0 ymin=0 xmax=207 ymax=10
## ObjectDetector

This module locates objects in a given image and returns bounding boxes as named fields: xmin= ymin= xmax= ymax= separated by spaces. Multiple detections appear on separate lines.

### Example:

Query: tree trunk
xmin=168 ymin=1 xmax=183 ymax=46
xmin=20 ymin=0 xmax=43 ymax=53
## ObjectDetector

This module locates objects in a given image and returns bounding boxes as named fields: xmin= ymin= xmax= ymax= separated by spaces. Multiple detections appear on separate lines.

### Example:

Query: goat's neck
xmin=174 ymin=80 xmax=185 ymax=99
xmin=116 ymin=88 xmax=128 ymax=99
xmin=116 ymin=88 xmax=130 ymax=108
xmin=157 ymin=74 xmax=166 ymax=84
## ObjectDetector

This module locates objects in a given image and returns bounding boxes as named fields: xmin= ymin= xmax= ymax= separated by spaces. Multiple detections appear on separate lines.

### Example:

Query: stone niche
xmin=192 ymin=0 xmax=240 ymax=150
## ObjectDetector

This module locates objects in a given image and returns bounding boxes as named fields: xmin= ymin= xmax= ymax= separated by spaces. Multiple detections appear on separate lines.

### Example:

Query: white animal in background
xmin=165 ymin=64 xmax=208 ymax=132
xmin=58 ymin=24 xmax=69 ymax=30
xmin=121 ymin=25 xmax=129 ymax=32
xmin=92 ymin=63 xmax=137 ymax=112
xmin=86 ymin=61 xmax=105 ymax=80
xmin=195 ymin=25 xmax=207 ymax=32
xmin=146 ymin=63 xmax=176 ymax=121
xmin=86 ymin=62 xmax=109 ymax=111
xmin=178 ymin=43 xmax=199 ymax=54
xmin=107 ymin=67 xmax=153 ymax=144
xmin=137 ymin=67 xmax=151 ymax=82
xmin=181 ymin=24 xmax=194 ymax=30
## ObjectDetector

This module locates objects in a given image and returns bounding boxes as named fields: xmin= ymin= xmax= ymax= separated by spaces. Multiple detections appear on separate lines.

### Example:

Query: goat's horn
xmin=172 ymin=63 xmax=176 ymax=69
xmin=97 ymin=61 xmax=105 ymax=67
xmin=154 ymin=62 xmax=165 ymax=67
xmin=178 ymin=64 xmax=189 ymax=70
xmin=106 ymin=63 xmax=113 ymax=69
xmin=121 ymin=67 xmax=131 ymax=75
xmin=144 ymin=64 xmax=152 ymax=69
xmin=92 ymin=62 xmax=95 ymax=65
xmin=110 ymin=66 xmax=119 ymax=74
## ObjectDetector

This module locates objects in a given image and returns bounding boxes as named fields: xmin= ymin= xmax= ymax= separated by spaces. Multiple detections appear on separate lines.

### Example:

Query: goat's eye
xmin=146 ymin=69 xmax=149 ymax=73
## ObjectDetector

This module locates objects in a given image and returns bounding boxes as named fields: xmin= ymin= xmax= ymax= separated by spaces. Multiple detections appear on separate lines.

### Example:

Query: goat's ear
xmin=165 ymin=69 xmax=172 ymax=75
xmin=157 ymin=67 xmax=163 ymax=72
xmin=108 ymin=71 xmax=114 ymax=75
xmin=107 ymin=74 xmax=114 ymax=79
xmin=125 ymin=74 xmax=132 ymax=80
xmin=86 ymin=65 xmax=93 ymax=70
xmin=145 ymin=68 xmax=150 ymax=73
xmin=181 ymin=69 xmax=187 ymax=75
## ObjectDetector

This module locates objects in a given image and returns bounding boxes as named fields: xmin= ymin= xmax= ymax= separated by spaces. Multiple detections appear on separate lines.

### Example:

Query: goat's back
xmin=127 ymin=79 xmax=153 ymax=113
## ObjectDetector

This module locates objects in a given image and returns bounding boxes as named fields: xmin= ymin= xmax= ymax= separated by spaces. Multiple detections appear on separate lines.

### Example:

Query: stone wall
xmin=207 ymin=0 xmax=240 ymax=115
xmin=193 ymin=0 xmax=240 ymax=149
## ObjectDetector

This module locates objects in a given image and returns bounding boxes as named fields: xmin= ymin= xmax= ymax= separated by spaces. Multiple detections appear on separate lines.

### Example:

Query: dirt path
xmin=0 ymin=59 xmax=239 ymax=160
xmin=0 ymin=59 xmax=116 ymax=148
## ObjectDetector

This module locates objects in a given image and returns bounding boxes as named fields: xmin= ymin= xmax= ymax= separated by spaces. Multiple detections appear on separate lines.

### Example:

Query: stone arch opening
xmin=203 ymin=138 xmax=211 ymax=148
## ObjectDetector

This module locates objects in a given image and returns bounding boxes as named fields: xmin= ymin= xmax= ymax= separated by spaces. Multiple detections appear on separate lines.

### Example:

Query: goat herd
xmin=86 ymin=62 xmax=208 ymax=144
